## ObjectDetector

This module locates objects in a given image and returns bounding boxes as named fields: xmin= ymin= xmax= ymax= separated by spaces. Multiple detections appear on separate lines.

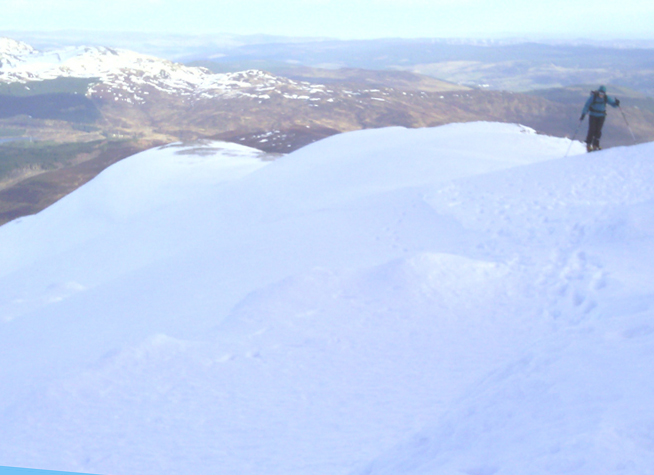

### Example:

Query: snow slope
xmin=1 ymin=123 xmax=653 ymax=475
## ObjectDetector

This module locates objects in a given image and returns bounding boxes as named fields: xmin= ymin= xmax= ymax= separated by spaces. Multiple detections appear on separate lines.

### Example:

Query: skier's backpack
xmin=589 ymin=90 xmax=608 ymax=115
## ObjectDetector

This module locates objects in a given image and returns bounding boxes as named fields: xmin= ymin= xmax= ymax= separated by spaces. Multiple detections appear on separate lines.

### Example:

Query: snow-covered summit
xmin=0 ymin=41 xmax=210 ymax=91
xmin=0 ymin=37 xmax=35 ymax=56
xmin=0 ymin=38 xmax=37 ymax=69
xmin=1 ymin=123 xmax=654 ymax=474
xmin=0 ymin=37 xmax=333 ymax=103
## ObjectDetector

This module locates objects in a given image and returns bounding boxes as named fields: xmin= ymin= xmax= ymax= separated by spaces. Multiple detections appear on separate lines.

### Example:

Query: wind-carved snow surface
xmin=1 ymin=123 xmax=654 ymax=475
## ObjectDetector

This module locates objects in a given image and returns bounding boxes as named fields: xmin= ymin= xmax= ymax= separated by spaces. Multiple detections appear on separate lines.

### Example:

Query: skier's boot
xmin=586 ymin=143 xmax=593 ymax=153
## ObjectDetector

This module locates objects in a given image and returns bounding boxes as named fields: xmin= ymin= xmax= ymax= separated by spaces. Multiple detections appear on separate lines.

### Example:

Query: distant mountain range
xmin=0 ymin=37 xmax=560 ymax=150
xmin=185 ymin=37 xmax=654 ymax=96
xmin=1 ymin=36 xmax=654 ymax=225
xmin=0 ymin=38 xmax=292 ymax=99
xmin=5 ymin=31 xmax=654 ymax=63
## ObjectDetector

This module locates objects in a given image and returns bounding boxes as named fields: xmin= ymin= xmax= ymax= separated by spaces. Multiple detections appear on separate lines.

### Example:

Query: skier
xmin=580 ymin=85 xmax=620 ymax=152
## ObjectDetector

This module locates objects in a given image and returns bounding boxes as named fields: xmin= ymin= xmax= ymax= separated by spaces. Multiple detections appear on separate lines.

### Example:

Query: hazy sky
xmin=2 ymin=0 xmax=653 ymax=40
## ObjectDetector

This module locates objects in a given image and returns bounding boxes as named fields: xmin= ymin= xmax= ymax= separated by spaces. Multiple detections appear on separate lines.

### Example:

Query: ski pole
xmin=564 ymin=118 xmax=583 ymax=158
xmin=619 ymin=105 xmax=637 ymax=143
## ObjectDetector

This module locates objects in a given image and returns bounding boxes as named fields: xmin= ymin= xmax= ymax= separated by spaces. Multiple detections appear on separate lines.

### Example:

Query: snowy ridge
xmin=0 ymin=38 xmax=35 ymax=56
xmin=0 ymin=38 xmax=36 ymax=68
xmin=1 ymin=123 xmax=654 ymax=474
xmin=0 ymin=37 xmax=334 ymax=104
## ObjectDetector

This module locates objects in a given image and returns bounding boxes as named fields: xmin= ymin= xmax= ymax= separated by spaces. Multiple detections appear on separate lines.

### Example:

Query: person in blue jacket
xmin=580 ymin=85 xmax=620 ymax=152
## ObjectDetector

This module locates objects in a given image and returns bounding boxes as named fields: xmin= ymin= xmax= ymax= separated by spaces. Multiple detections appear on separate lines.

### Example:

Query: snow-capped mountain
xmin=0 ymin=38 xmax=36 ymax=68
xmin=0 ymin=38 xmax=335 ymax=104
xmin=1 ymin=37 xmax=647 ymax=156
xmin=0 ymin=37 xmax=35 ymax=56
xmin=1 ymin=123 xmax=654 ymax=474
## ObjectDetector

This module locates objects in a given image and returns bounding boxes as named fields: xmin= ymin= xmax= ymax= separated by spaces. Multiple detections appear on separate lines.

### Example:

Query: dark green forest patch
xmin=0 ymin=78 xmax=97 ymax=96
xmin=0 ymin=139 xmax=105 ymax=180
xmin=0 ymin=93 xmax=102 ymax=123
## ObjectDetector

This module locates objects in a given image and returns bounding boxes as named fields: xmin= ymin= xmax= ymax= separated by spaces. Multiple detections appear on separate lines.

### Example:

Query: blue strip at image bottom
xmin=0 ymin=468 xmax=99 ymax=475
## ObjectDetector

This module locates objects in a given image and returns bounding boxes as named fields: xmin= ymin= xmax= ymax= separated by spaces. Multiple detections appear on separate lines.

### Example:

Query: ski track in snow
xmin=1 ymin=123 xmax=654 ymax=474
